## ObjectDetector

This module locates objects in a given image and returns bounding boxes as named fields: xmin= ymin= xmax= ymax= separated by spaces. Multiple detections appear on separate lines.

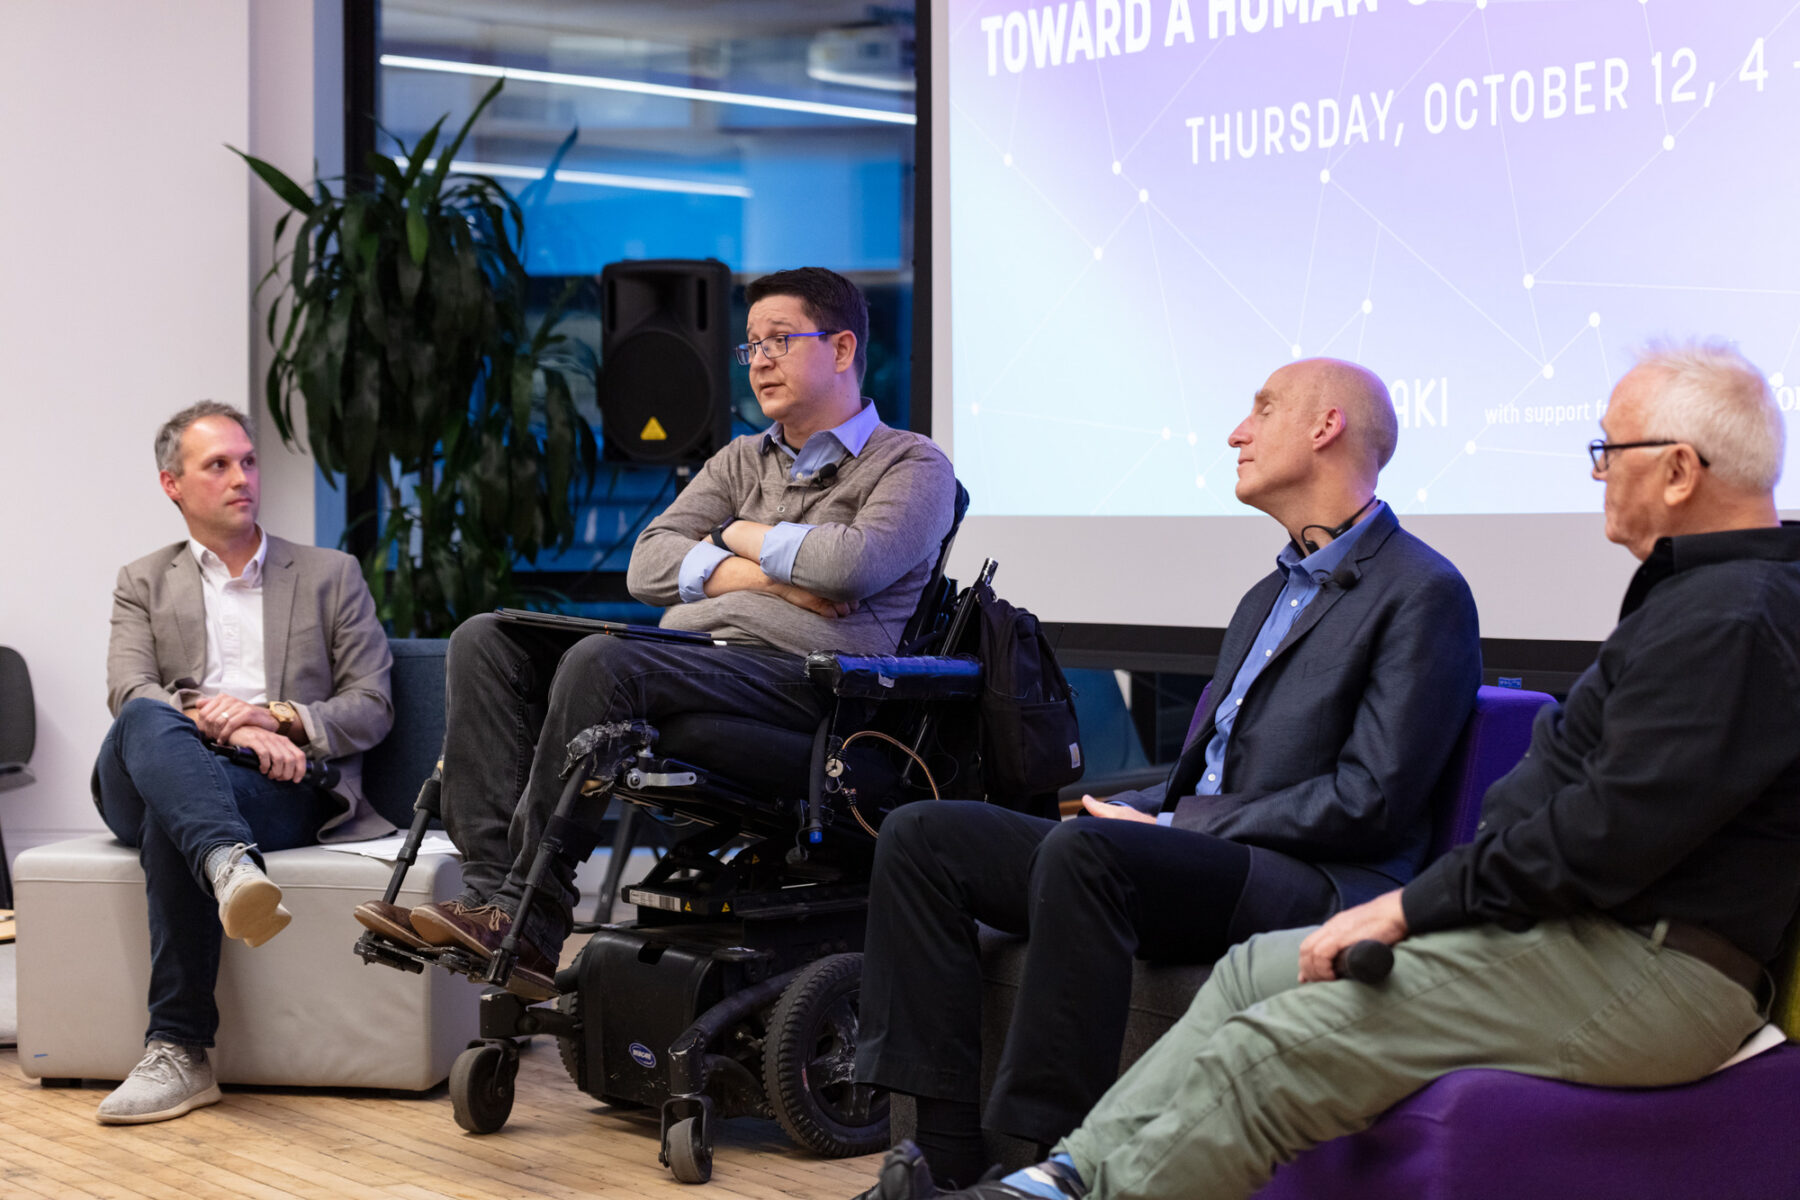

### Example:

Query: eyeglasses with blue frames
xmin=1587 ymin=439 xmax=1712 ymax=473
xmin=734 ymin=331 xmax=839 ymax=366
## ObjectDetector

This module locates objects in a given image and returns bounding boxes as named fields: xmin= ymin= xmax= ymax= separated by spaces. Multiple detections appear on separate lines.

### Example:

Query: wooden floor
xmin=0 ymin=1037 xmax=882 ymax=1199
xmin=1 ymin=916 xmax=879 ymax=1200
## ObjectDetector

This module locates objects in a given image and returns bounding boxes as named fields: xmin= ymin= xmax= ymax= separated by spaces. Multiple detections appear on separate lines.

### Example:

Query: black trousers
xmin=439 ymin=614 xmax=829 ymax=939
xmin=854 ymin=800 xmax=1336 ymax=1146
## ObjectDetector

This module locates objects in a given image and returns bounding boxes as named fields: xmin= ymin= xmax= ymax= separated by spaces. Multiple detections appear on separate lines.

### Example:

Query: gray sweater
xmin=627 ymin=424 xmax=957 ymax=657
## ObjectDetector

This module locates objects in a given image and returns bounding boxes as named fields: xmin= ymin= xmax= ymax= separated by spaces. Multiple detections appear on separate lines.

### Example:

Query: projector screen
xmin=930 ymin=0 xmax=1800 ymax=641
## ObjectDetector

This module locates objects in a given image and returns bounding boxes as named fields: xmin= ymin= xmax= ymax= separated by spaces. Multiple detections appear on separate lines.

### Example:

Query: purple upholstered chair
xmin=1255 ymin=684 xmax=1800 ymax=1200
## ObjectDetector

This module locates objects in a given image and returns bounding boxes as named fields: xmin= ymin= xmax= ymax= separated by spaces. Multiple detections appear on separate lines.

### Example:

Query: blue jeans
xmin=94 ymin=698 xmax=335 ymax=1047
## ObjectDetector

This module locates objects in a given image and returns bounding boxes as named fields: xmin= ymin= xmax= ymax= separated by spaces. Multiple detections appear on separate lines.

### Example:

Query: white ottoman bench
xmin=14 ymin=834 xmax=478 ymax=1091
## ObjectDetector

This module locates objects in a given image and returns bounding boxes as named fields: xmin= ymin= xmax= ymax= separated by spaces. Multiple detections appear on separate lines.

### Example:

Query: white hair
xmin=1633 ymin=338 xmax=1785 ymax=493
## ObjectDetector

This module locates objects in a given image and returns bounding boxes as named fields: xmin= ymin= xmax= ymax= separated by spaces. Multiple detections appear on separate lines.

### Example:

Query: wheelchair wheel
xmin=450 ymin=1042 xmax=517 ymax=1134
xmin=554 ymin=991 xmax=583 ymax=1089
xmin=666 ymin=1116 xmax=713 ymax=1184
xmin=762 ymin=952 xmax=889 ymax=1157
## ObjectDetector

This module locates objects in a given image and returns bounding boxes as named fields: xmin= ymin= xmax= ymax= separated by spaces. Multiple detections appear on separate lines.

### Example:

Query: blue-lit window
xmin=376 ymin=3 xmax=917 ymax=613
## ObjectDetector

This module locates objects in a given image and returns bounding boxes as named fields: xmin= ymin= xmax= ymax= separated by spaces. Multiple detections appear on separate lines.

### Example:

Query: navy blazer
xmin=1121 ymin=506 xmax=1481 ymax=929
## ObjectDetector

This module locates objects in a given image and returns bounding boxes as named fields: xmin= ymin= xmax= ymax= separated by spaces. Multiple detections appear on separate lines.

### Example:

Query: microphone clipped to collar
xmin=1299 ymin=495 xmax=1378 ymax=555
xmin=812 ymin=461 xmax=840 ymax=489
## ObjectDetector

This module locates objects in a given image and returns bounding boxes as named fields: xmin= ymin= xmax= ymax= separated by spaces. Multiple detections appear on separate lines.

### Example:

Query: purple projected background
xmin=945 ymin=0 xmax=1800 ymax=516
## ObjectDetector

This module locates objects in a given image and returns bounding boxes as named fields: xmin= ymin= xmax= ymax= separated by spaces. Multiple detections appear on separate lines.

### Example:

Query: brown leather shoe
xmin=410 ymin=899 xmax=491 ymax=949
xmin=410 ymin=900 xmax=559 ymax=1001
xmin=353 ymin=899 xmax=430 ymax=950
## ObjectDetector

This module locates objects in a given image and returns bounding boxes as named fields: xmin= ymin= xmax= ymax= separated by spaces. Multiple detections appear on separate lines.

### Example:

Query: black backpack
xmin=975 ymin=581 xmax=1083 ymax=799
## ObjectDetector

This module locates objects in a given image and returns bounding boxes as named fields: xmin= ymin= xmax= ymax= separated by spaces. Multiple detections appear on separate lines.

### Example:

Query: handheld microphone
xmin=1332 ymin=939 xmax=1395 ymax=984
xmin=209 ymin=741 xmax=340 ymax=789
xmin=1300 ymin=495 xmax=1379 ymax=554
xmin=812 ymin=462 xmax=840 ymax=489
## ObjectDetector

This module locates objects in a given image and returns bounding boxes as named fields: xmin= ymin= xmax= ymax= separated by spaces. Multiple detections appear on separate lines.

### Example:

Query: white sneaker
xmin=95 ymin=1040 xmax=222 ymax=1125
xmin=209 ymin=843 xmax=291 ymax=947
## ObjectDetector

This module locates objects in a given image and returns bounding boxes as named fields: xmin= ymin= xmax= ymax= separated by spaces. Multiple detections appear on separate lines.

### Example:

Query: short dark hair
xmin=155 ymin=401 xmax=251 ymax=474
xmin=745 ymin=267 xmax=870 ymax=385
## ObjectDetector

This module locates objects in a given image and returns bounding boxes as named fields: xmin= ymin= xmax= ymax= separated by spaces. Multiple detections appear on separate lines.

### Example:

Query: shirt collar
xmin=761 ymin=398 xmax=883 ymax=459
xmin=1620 ymin=521 xmax=1800 ymax=618
xmin=189 ymin=528 xmax=268 ymax=584
xmin=1275 ymin=500 xmax=1388 ymax=581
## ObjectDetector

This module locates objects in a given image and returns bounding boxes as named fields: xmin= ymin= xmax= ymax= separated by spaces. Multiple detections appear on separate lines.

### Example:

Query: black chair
xmin=355 ymin=483 xmax=1061 ymax=1184
xmin=0 ymin=646 xmax=37 ymax=909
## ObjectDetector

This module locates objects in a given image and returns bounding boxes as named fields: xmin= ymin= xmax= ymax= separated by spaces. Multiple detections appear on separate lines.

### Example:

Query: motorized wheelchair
xmin=354 ymin=485 xmax=1034 ymax=1184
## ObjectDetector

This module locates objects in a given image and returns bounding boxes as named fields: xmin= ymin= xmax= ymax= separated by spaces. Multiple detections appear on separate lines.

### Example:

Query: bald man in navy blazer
xmin=854 ymin=359 xmax=1482 ymax=1191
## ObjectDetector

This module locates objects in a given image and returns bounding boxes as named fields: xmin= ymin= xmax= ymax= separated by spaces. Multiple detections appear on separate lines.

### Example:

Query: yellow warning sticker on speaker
xmin=640 ymin=417 xmax=668 ymax=441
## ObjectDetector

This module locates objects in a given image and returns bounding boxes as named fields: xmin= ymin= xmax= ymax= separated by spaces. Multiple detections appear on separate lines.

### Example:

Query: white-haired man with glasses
xmin=355 ymin=267 xmax=955 ymax=996
xmin=852 ymin=336 xmax=1799 ymax=1200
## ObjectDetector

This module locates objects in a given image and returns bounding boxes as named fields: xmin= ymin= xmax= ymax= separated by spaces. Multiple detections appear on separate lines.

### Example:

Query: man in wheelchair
xmin=353 ymin=266 xmax=956 ymax=1000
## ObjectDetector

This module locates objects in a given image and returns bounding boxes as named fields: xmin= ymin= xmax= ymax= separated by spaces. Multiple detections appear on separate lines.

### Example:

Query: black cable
xmin=1298 ymin=495 xmax=1379 ymax=554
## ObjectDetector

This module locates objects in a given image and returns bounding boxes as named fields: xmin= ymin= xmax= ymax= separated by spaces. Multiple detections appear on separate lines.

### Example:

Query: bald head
xmin=1271 ymin=357 xmax=1398 ymax=477
xmin=1231 ymin=356 xmax=1396 ymax=536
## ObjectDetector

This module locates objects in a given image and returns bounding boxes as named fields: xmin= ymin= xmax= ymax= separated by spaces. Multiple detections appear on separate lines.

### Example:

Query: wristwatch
xmin=710 ymin=517 xmax=736 ymax=550
xmin=268 ymin=700 xmax=309 ymax=747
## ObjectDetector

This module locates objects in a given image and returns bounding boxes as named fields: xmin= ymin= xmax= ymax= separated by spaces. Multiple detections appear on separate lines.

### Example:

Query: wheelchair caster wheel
xmin=450 ymin=1042 xmax=518 ymax=1134
xmin=763 ymin=952 xmax=890 ymax=1157
xmin=666 ymin=1115 xmax=713 ymax=1184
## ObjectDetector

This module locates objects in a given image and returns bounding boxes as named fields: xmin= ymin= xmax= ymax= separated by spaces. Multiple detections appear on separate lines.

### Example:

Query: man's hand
xmin=1080 ymin=795 xmax=1157 ymax=823
xmin=193 ymin=694 xmax=279 ymax=742
xmin=1297 ymin=889 xmax=1408 ymax=983
xmin=772 ymin=581 xmax=858 ymax=619
xmin=705 ymin=556 xmax=858 ymax=618
xmin=227 ymin=725 xmax=310 ymax=783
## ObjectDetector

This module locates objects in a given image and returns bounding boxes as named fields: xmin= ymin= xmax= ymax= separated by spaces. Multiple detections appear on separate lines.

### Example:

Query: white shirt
xmin=190 ymin=531 xmax=269 ymax=704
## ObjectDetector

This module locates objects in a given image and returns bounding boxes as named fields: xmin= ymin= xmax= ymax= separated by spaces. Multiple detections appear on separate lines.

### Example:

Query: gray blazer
xmin=101 ymin=534 xmax=396 ymax=841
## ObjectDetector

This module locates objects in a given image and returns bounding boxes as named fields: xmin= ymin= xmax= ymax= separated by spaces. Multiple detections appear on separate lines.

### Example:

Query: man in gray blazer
xmin=92 ymin=401 xmax=392 ymax=1125
xmin=354 ymin=267 xmax=957 ymax=999
xmin=852 ymin=358 xmax=1483 ymax=1191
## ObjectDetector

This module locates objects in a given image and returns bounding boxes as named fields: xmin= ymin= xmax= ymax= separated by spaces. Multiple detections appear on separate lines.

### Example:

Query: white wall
xmin=0 ymin=1 xmax=336 ymax=865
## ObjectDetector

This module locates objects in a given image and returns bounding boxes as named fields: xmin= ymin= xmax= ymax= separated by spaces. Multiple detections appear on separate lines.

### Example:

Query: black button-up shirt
xmin=1403 ymin=523 xmax=1800 ymax=964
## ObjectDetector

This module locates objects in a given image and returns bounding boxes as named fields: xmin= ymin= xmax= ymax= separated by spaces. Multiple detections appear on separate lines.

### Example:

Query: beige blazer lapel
xmin=262 ymin=535 xmax=298 ymax=698
xmin=165 ymin=550 xmax=208 ymax=684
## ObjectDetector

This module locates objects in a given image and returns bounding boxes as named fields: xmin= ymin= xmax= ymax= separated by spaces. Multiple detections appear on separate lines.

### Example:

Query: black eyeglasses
xmin=1587 ymin=439 xmax=1711 ymax=473
xmin=734 ymin=331 xmax=837 ymax=365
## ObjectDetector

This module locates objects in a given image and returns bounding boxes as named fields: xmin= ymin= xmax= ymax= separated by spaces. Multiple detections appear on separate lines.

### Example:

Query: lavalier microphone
xmin=1300 ymin=495 xmax=1378 ymax=554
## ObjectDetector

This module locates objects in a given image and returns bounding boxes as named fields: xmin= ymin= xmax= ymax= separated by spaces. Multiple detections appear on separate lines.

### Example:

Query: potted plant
xmin=235 ymin=80 xmax=597 ymax=635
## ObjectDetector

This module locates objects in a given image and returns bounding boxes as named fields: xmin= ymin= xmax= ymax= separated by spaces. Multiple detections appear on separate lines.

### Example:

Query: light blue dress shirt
xmin=676 ymin=400 xmax=884 ymax=603
xmin=1145 ymin=501 xmax=1387 ymax=825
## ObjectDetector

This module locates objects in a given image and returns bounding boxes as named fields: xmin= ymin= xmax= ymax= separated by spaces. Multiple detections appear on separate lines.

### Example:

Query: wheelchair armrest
xmin=804 ymin=651 xmax=983 ymax=701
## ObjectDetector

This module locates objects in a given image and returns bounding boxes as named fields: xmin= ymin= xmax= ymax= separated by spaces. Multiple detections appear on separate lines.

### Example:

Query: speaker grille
xmin=599 ymin=328 xmax=715 ymax=463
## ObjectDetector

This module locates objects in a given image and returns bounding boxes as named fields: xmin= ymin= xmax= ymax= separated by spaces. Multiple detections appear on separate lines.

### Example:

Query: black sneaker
xmin=920 ymin=1160 xmax=1087 ymax=1200
xmin=850 ymin=1140 xmax=937 ymax=1200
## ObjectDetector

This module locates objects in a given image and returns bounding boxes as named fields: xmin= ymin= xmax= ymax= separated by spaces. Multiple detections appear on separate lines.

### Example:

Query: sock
xmin=913 ymin=1095 xmax=987 ymax=1189
xmin=202 ymin=843 xmax=243 ymax=890
xmin=999 ymin=1153 xmax=1086 ymax=1200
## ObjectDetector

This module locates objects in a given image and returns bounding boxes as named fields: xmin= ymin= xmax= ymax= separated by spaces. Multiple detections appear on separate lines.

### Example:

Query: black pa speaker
xmin=598 ymin=258 xmax=733 ymax=464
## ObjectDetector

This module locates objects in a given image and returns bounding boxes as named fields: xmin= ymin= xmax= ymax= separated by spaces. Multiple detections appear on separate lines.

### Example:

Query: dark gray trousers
xmin=438 ymin=613 xmax=829 ymax=938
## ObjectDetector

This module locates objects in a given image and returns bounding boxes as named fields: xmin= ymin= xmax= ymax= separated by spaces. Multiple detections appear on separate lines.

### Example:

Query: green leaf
xmin=366 ymin=150 xmax=406 ymax=195
xmin=399 ymin=116 xmax=446 ymax=191
xmin=405 ymin=200 xmax=429 ymax=267
xmin=432 ymin=78 xmax=505 ymax=195
xmin=230 ymin=147 xmax=317 ymax=215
